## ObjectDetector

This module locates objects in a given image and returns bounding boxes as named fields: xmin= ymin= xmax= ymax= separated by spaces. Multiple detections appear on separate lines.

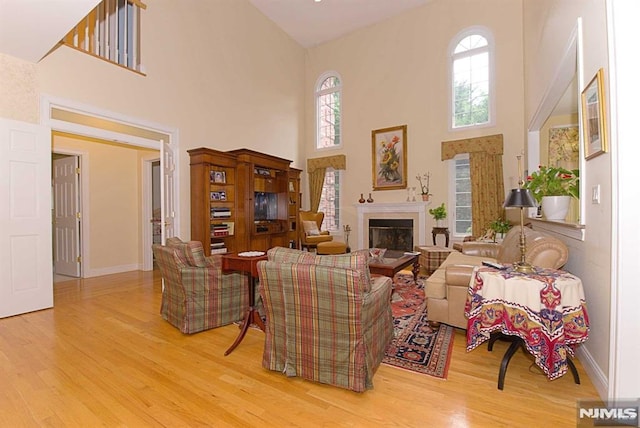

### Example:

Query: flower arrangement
xmin=378 ymin=136 xmax=402 ymax=182
xmin=429 ymin=203 xmax=447 ymax=220
xmin=523 ymin=165 xmax=579 ymax=203
xmin=416 ymin=172 xmax=431 ymax=195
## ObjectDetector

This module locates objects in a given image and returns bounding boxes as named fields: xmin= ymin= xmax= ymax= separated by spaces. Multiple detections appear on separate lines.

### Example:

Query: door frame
xmin=41 ymin=95 xmax=180 ymax=276
xmin=142 ymin=156 xmax=161 ymax=271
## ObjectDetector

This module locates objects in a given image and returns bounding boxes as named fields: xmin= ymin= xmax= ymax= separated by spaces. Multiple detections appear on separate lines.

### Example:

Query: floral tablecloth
xmin=464 ymin=266 xmax=590 ymax=380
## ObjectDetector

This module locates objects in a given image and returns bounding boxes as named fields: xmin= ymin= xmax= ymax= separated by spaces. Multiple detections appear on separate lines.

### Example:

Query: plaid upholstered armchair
xmin=152 ymin=238 xmax=249 ymax=334
xmin=257 ymin=247 xmax=394 ymax=392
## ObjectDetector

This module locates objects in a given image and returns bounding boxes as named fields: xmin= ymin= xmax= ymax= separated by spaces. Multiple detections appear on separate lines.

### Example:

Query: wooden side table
xmin=221 ymin=252 xmax=268 ymax=356
xmin=432 ymin=227 xmax=450 ymax=247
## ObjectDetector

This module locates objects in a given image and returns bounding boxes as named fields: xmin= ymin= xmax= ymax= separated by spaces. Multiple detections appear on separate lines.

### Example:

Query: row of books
xmin=211 ymin=222 xmax=233 ymax=237
xmin=210 ymin=221 xmax=234 ymax=236
xmin=210 ymin=207 xmax=231 ymax=219
xmin=210 ymin=241 xmax=227 ymax=254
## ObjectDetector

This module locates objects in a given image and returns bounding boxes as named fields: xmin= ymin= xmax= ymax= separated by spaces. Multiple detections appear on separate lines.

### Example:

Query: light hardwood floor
xmin=0 ymin=270 xmax=600 ymax=427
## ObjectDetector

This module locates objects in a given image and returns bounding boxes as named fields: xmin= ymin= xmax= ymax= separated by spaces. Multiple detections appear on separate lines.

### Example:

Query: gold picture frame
xmin=371 ymin=124 xmax=407 ymax=190
xmin=581 ymin=68 xmax=608 ymax=160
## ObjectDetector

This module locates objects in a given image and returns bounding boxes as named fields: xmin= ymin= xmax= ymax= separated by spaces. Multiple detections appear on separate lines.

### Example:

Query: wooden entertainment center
xmin=188 ymin=148 xmax=301 ymax=255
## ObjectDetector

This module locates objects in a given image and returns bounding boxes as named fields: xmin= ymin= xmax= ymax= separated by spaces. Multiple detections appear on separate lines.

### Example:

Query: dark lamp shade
xmin=504 ymin=188 xmax=537 ymax=208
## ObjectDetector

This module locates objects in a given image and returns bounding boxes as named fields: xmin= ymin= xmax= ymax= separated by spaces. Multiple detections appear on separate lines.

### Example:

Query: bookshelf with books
xmin=188 ymin=148 xmax=237 ymax=256
xmin=189 ymin=148 xmax=300 ymax=254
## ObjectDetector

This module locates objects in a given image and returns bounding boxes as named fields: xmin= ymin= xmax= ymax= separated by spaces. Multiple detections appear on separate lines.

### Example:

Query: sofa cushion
xmin=425 ymin=251 xmax=496 ymax=299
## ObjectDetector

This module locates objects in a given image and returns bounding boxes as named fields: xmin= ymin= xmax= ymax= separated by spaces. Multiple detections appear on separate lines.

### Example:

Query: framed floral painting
xmin=371 ymin=125 xmax=407 ymax=190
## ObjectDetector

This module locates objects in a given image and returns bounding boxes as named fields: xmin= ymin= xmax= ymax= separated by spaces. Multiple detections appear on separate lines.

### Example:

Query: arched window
xmin=316 ymin=72 xmax=342 ymax=149
xmin=450 ymin=28 xmax=494 ymax=129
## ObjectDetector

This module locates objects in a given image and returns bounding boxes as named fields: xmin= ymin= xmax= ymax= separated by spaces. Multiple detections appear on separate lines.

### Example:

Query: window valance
xmin=307 ymin=154 xmax=346 ymax=172
xmin=306 ymin=155 xmax=346 ymax=213
xmin=441 ymin=134 xmax=504 ymax=237
xmin=441 ymin=134 xmax=503 ymax=160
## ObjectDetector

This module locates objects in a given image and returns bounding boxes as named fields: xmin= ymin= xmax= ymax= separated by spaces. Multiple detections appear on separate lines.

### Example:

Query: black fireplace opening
xmin=368 ymin=219 xmax=413 ymax=252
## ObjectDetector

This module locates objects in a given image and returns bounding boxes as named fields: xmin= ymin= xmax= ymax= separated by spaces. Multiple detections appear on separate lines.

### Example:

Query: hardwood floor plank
xmin=0 ymin=270 xmax=600 ymax=427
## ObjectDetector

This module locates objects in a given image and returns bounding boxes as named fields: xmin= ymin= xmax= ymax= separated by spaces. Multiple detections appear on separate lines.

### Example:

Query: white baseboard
xmin=577 ymin=346 xmax=608 ymax=401
xmin=84 ymin=264 xmax=141 ymax=278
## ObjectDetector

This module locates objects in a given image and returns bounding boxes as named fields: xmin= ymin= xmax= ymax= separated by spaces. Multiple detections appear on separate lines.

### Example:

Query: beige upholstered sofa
xmin=425 ymin=226 xmax=569 ymax=329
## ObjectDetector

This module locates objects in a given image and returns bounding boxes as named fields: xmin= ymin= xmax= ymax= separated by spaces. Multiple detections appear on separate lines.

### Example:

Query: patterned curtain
xmin=441 ymin=134 xmax=504 ymax=235
xmin=306 ymin=155 xmax=346 ymax=212
xmin=469 ymin=151 xmax=504 ymax=234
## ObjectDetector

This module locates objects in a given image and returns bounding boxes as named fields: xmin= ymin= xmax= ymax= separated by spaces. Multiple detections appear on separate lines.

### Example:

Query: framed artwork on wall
xmin=371 ymin=124 xmax=407 ymax=190
xmin=581 ymin=68 xmax=608 ymax=160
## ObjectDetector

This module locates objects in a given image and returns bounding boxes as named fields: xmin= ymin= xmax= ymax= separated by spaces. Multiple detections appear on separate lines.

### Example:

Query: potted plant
xmin=429 ymin=203 xmax=447 ymax=227
xmin=416 ymin=173 xmax=431 ymax=201
xmin=489 ymin=218 xmax=512 ymax=242
xmin=523 ymin=165 xmax=579 ymax=220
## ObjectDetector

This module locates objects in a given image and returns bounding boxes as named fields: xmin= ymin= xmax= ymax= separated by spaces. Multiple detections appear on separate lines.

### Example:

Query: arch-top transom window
xmin=316 ymin=73 xmax=342 ymax=149
xmin=451 ymin=30 xmax=493 ymax=129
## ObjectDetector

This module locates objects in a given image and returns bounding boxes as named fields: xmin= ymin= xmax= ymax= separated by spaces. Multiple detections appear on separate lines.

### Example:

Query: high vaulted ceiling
xmin=0 ymin=0 xmax=100 ymax=63
xmin=0 ymin=0 xmax=430 ymax=63
xmin=249 ymin=0 xmax=431 ymax=47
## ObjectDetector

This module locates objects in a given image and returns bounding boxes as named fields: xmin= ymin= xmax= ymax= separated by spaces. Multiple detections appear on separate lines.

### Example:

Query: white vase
xmin=436 ymin=219 xmax=446 ymax=228
xmin=541 ymin=196 xmax=571 ymax=220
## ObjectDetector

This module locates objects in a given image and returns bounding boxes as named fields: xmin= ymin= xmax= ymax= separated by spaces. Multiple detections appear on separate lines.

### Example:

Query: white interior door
xmin=53 ymin=155 xmax=81 ymax=277
xmin=161 ymin=139 xmax=176 ymax=241
xmin=0 ymin=118 xmax=53 ymax=318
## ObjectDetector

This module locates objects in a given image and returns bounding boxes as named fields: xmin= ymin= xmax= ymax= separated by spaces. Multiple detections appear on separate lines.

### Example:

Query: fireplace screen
xmin=368 ymin=219 xmax=413 ymax=252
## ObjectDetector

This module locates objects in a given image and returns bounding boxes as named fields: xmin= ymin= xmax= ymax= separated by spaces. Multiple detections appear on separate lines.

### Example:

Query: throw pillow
xmin=302 ymin=220 xmax=320 ymax=236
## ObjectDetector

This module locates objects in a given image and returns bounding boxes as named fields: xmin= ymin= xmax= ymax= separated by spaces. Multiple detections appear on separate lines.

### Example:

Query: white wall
xmin=305 ymin=0 xmax=525 ymax=247
xmin=524 ymin=0 xmax=640 ymax=398
xmin=606 ymin=0 xmax=640 ymax=401
xmin=3 ymin=0 xmax=306 ymax=241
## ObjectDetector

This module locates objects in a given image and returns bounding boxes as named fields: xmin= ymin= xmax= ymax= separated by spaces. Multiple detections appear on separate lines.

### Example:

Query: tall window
xmin=450 ymin=29 xmax=493 ymax=129
xmin=452 ymin=154 xmax=472 ymax=235
xmin=316 ymin=73 xmax=342 ymax=149
xmin=317 ymin=169 xmax=340 ymax=232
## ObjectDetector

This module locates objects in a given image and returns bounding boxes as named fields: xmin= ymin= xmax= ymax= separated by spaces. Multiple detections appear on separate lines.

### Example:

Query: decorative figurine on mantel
xmin=407 ymin=186 xmax=417 ymax=202
xmin=416 ymin=172 xmax=432 ymax=201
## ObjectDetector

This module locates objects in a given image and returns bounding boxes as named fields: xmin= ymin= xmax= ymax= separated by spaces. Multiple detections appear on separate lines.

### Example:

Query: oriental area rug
xmin=383 ymin=273 xmax=455 ymax=379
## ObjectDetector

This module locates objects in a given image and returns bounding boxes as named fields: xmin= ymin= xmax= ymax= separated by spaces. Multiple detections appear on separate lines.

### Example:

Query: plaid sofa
xmin=257 ymin=247 xmax=394 ymax=392
xmin=152 ymin=238 xmax=249 ymax=334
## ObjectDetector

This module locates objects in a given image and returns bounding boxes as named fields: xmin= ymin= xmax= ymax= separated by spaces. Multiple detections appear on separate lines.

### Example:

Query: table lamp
xmin=504 ymin=188 xmax=537 ymax=273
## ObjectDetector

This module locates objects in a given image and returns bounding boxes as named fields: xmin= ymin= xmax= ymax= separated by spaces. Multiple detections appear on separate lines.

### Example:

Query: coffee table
xmin=368 ymin=250 xmax=419 ymax=280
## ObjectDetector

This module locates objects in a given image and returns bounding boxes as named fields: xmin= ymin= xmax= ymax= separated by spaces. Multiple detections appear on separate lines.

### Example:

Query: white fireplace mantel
xmin=355 ymin=202 xmax=430 ymax=250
